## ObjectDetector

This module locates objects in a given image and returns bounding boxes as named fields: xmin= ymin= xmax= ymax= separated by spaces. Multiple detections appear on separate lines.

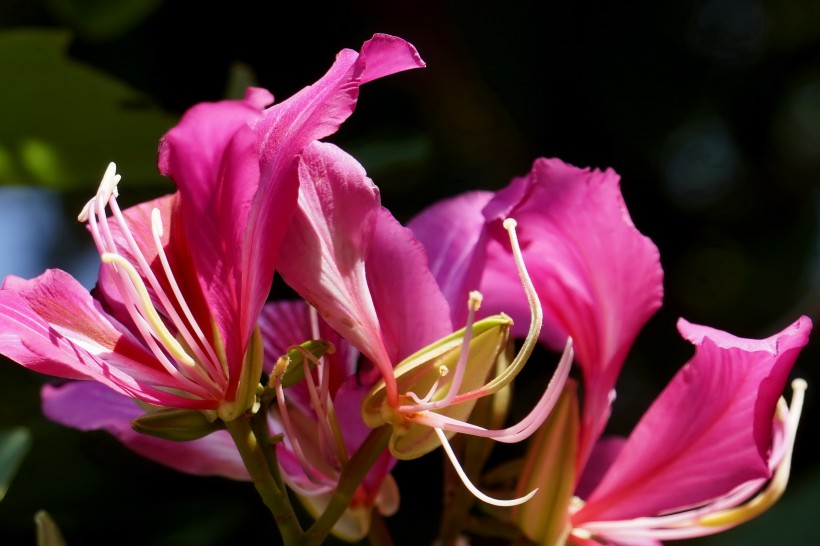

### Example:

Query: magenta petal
xmin=333 ymin=377 xmax=397 ymax=503
xmin=278 ymin=142 xmax=451 ymax=380
xmin=157 ymin=92 xmax=270 ymax=388
xmin=575 ymin=436 xmax=627 ymax=501
xmin=157 ymin=94 xmax=268 ymax=325
xmin=0 ymin=270 xmax=210 ymax=407
xmin=243 ymin=35 xmax=424 ymax=341
xmin=574 ymin=316 xmax=812 ymax=523
xmin=408 ymin=191 xmax=493 ymax=325
xmin=367 ymin=206 xmax=454 ymax=363
xmin=251 ymin=34 xmax=424 ymax=169
xmin=482 ymin=158 xmax=663 ymax=465
xmin=42 ymin=382 xmax=249 ymax=480
xmin=357 ymin=33 xmax=426 ymax=84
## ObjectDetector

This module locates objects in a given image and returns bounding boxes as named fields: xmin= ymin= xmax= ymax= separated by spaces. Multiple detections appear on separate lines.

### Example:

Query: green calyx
xmin=132 ymin=407 xmax=224 ymax=442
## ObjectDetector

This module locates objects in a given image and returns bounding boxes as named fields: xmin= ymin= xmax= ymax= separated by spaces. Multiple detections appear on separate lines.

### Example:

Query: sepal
xmin=132 ymin=408 xmax=224 ymax=442
xmin=513 ymin=381 xmax=579 ymax=546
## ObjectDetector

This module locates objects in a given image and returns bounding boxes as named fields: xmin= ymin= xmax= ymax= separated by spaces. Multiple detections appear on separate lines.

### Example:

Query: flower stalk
xmin=304 ymin=425 xmax=393 ymax=546
xmin=224 ymin=415 xmax=304 ymax=545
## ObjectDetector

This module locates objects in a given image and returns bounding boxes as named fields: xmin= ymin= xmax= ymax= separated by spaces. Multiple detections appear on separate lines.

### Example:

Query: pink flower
xmin=276 ymin=141 xmax=573 ymax=507
xmin=40 ymin=295 xmax=398 ymax=542
xmin=0 ymin=34 xmax=424 ymax=420
xmin=563 ymin=318 xmax=810 ymax=545
xmin=411 ymin=157 xmax=811 ymax=544
xmin=413 ymin=158 xmax=664 ymax=472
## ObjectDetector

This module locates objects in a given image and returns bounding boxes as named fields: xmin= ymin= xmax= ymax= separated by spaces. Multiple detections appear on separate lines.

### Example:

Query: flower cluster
xmin=0 ymin=34 xmax=811 ymax=545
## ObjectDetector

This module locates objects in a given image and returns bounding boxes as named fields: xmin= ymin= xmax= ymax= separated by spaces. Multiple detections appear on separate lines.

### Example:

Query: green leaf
xmin=0 ymin=29 xmax=175 ymax=189
xmin=0 ymin=426 xmax=32 ymax=502
xmin=45 ymin=0 xmax=164 ymax=41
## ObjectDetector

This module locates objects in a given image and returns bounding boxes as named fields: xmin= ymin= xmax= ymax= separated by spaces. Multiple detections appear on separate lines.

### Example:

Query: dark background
xmin=1 ymin=1 xmax=818 ymax=544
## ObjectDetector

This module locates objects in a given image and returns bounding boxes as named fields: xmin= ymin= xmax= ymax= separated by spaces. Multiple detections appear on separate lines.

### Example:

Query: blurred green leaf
xmin=0 ymin=28 xmax=175 ymax=189
xmin=224 ymin=60 xmax=259 ymax=101
xmin=35 ymin=510 xmax=67 ymax=546
xmin=45 ymin=0 xmax=163 ymax=41
xmin=0 ymin=426 xmax=31 ymax=502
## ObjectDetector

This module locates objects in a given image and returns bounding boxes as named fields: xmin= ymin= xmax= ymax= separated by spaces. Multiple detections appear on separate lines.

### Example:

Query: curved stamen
xmin=297 ymin=347 xmax=347 ymax=468
xmin=272 ymin=356 xmax=334 ymax=488
xmin=474 ymin=218 xmax=542 ymax=395
xmin=403 ymin=217 xmax=546 ymax=414
xmin=404 ymin=365 xmax=447 ymax=405
xmin=82 ymin=164 xmax=227 ymax=398
xmin=148 ymin=208 xmax=225 ymax=386
xmin=434 ymin=428 xmax=537 ymax=507
xmin=102 ymin=254 xmax=222 ymax=395
xmin=410 ymin=338 xmax=573 ymax=443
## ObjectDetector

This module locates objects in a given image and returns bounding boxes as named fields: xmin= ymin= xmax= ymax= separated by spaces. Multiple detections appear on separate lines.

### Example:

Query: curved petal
xmin=481 ymin=158 xmax=663 ymax=467
xmin=243 ymin=33 xmax=426 ymax=356
xmin=155 ymin=35 xmax=425 ymax=394
xmin=41 ymin=382 xmax=249 ymax=480
xmin=0 ymin=270 xmax=211 ymax=408
xmin=408 ymin=190 xmax=494 ymax=325
xmin=158 ymin=95 xmax=268 ymax=392
xmin=575 ymin=436 xmax=627 ymax=501
xmin=278 ymin=142 xmax=451 ymax=397
xmin=574 ymin=316 xmax=812 ymax=523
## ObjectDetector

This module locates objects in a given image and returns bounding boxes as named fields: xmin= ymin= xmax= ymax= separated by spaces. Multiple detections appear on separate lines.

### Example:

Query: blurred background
xmin=1 ymin=0 xmax=818 ymax=544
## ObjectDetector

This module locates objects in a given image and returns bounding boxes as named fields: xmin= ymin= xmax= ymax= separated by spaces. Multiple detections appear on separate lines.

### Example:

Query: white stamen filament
xmin=434 ymin=427 xmax=537 ymax=507
xmin=111 ymin=199 xmax=223 ymax=385
xmin=307 ymin=305 xmax=349 ymax=469
xmin=573 ymin=378 xmax=808 ymax=542
xmin=410 ymin=338 xmax=573 ymax=443
xmin=299 ymin=348 xmax=347 ymax=468
xmin=88 ymin=206 xmax=206 ymax=395
xmin=149 ymin=208 xmax=226 ymax=386
xmin=404 ymin=365 xmax=448 ymax=405
xmin=101 ymin=254 xmax=196 ymax=369
xmin=399 ymin=217 xmax=562 ymax=424
xmin=272 ymin=360 xmax=335 ymax=488
xmin=425 ymin=291 xmax=481 ymax=409
xmin=82 ymin=163 xmax=225 ymax=399
xmin=308 ymin=306 xmax=332 ymax=404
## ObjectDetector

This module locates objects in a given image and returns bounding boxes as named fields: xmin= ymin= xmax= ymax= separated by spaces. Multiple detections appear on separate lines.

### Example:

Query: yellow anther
xmin=272 ymin=355 xmax=290 ymax=380
xmin=468 ymin=290 xmax=483 ymax=311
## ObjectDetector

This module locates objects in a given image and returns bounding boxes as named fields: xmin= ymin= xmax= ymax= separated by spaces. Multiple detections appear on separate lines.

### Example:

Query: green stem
xmin=225 ymin=416 xmax=304 ymax=545
xmin=303 ymin=425 xmax=392 ymax=546
xmin=250 ymin=400 xmax=286 ymax=490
